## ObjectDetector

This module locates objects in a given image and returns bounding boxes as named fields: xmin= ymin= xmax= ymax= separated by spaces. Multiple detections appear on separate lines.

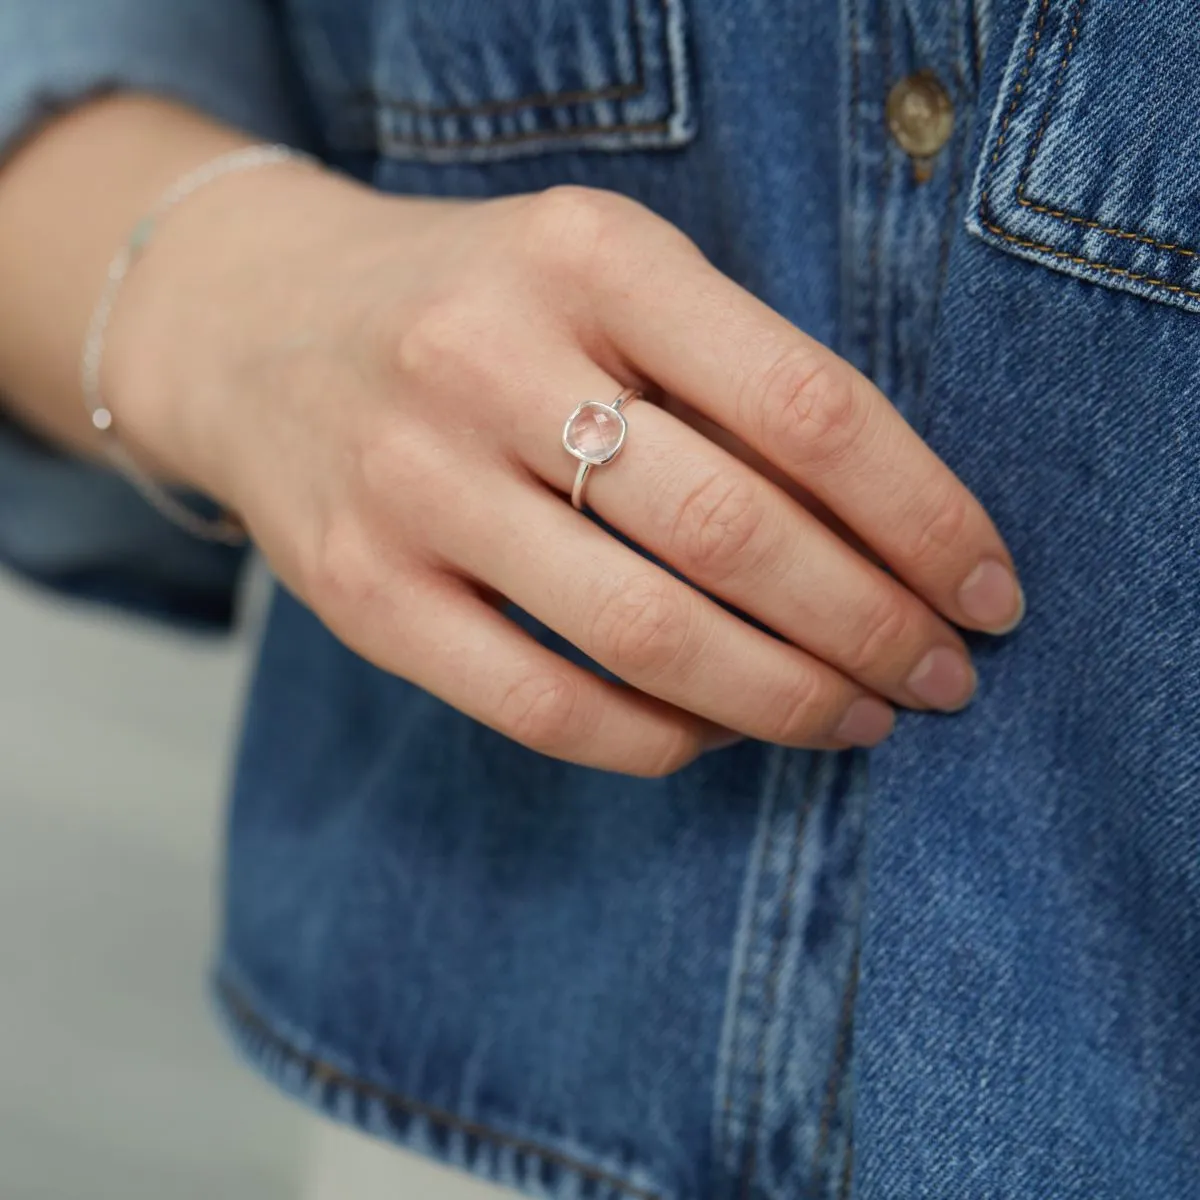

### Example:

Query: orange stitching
xmin=978 ymin=213 xmax=1200 ymax=298
xmin=979 ymin=0 xmax=1200 ymax=298
xmin=218 ymin=977 xmax=662 ymax=1200
xmin=374 ymin=74 xmax=643 ymax=120
xmin=373 ymin=0 xmax=650 ymax=118
xmin=838 ymin=1135 xmax=854 ymax=1200
xmin=984 ymin=0 xmax=1053 ymax=173
xmin=1017 ymin=0 xmax=1085 ymax=185
xmin=385 ymin=116 xmax=670 ymax=153
xmin=362 ymin=0 xmax=669 ymax=125
xmin=1015 ymin=0 xmax=1200 ymax=258
xmin=811 ymin=942 xmax=861 ymax=1175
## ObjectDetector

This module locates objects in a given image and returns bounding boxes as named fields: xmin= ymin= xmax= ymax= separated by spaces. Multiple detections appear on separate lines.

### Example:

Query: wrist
xmin=103 ymin=154 xmax=382 ymax=498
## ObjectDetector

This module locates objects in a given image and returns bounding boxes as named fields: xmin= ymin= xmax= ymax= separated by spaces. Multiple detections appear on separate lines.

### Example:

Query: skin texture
xmin=0 ymin=96 xmax=1024 ymax=777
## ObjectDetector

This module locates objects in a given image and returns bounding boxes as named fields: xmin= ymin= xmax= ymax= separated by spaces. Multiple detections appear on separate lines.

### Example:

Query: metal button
xmin=886 ymin=70 xmax=954 ymax=161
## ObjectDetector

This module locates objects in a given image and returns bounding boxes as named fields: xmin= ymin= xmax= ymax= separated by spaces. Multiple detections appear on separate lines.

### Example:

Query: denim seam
xmin=380 ymin=117 xmax=672 ymax=153
xmin=838 ymin=1135 xmax=854 ymax=1200
xmin=978 ymin=0 xmax=1200 ymax=301
xmin=1014 ymin=0 xmax=1200 ymax=257
xmin=916 ymin=0 xmax=971 ymax=434
xmin=868 ymin=0 xmax=894 ymax=386
xmin=935 ymin=0 xmax=969 ymax=292
xmin=215 ymin=973 xmax=664 ymax=1200
xmin=373 ymin=0 xmax=685 ymax=155
xmin=836 ymin=0 xmax=863 ymax=369
xmin=734 ymin=754 xmax=825 ymax=1200
xmin=363 ymin=0 xmax=652 ymax=117
xmin=715 ymin=745 xmax=790 ymax=1174
xmin=810 ymin=939 xmax=861 ymax=1182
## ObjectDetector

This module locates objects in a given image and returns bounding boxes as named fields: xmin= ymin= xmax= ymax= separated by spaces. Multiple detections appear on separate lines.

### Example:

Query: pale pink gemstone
xmin=563 ymin=402 xmax=626 ymax=464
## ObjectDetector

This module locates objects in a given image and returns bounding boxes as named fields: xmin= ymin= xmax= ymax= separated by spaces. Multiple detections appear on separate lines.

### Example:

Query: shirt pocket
xmin=966 ymin=0 xmax=1200 ymax=315
xmin=283 ymin=0 xmax=695 ymax=164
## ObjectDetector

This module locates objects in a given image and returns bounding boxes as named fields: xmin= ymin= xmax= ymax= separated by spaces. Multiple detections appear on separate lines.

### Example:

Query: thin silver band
xmin=569 ymin=387 xmax=641 ymax=511
xmin=80 ymin=144 xmax=315 ymax=544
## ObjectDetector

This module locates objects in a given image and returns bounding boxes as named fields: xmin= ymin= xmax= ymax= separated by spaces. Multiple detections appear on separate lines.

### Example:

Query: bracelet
xmin=80 ymin=143 xmax=314 ymax=545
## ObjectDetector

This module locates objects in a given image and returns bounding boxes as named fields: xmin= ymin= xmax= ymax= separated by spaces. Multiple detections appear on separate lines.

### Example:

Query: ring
xmin=562 ymin=387 xmax=642 ymax=511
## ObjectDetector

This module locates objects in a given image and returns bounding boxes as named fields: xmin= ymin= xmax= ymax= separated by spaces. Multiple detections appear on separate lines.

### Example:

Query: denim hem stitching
xmin=214 ymin=972 xmax=664 ymax=1200
xmin=978 ymin=0 xmax=1200 ymax=301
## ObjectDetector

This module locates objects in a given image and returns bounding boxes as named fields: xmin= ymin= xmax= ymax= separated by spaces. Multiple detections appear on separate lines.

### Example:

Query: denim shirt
xmin=3 ymin=2 xmax=1199 ymax=1197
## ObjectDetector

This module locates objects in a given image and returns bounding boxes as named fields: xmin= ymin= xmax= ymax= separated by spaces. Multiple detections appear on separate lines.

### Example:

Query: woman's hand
xmin=109 ymin=166 xmax=1023 ymax=776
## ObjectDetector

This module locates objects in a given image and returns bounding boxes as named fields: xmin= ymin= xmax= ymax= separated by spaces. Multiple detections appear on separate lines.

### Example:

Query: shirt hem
xmin=211 ymin=967 xmax=671 ymax=1200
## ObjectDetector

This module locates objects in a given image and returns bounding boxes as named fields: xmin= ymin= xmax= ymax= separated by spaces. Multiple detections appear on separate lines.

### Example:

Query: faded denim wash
xmin=1 ymin=1 xmax=1197 ymax=1197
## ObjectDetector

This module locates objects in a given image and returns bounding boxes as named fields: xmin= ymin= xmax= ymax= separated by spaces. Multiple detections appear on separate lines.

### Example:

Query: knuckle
xmin=494 ymin=670 xmax=584 ymax=754
xmin=356 ymin=423 xmax=409 ymax=504
xmin=668 ymin=471 xmax=769 ymax=583
xmin=756 ymin=350 xmax=868 ymax=475
xmin=590 ymin=577 xmax=691 ymax=681
xmin=840 ymin=595 xmax=915 ymax=677
xmin=391 ymin=300 xmax=482 ymax=387
xmin=905 ymin=485 xmax=972 ymax=569
xmin=304 ymin=519 xmax=380 ymax=617
xmin=526 ymin=185 xmax=640 ymax=278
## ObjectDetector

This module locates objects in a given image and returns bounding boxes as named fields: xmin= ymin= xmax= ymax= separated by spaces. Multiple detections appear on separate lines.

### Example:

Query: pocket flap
xmin=286 ymin=0 xmax=696 ymax=163
xmin=967 ymin=0 xmax=1200 ymax=314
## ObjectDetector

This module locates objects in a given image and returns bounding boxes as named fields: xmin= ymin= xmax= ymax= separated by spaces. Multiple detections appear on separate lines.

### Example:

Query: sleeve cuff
xmin=0 ymin=417 xmax=246 ymax=630
xmin=0 ymin=0 xmax=314 ymax=628
xmin=0 ymin=0 xmax=313 ymax=160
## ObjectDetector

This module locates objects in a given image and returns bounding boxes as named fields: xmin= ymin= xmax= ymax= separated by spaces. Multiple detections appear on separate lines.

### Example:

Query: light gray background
xmin=0 ymin=568 xmax=309 ymax=1198
xmin=0 ymin=568 xmax=518 ymax=1199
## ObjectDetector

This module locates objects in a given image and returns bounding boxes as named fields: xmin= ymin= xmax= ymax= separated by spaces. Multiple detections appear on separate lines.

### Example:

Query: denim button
xmin=885 ymin=70 xmax=954 ymax=160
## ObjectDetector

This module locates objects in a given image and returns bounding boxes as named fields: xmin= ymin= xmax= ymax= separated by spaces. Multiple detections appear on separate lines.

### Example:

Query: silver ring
xmin=562 ymin=387 xmax=641 ymax=511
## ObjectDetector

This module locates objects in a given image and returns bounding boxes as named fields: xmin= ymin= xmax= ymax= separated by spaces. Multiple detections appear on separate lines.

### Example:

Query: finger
xmin=524 ymin=371 xmax=976 ymax=712
xmin=592 ymin=234 xmax=1025 ymax=634
xmin=333 ymin=570 xmax=721 ymax=776
xmin=451 ymin=478 xmax=896 ymax=750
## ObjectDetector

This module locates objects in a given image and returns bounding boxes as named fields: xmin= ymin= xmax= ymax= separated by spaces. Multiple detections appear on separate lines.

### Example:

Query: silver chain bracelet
xmin=80 ymin=143 xmax=314 ymax=544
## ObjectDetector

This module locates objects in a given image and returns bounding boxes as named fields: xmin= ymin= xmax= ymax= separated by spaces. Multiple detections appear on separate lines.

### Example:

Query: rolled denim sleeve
xmin=0 ymin=0 xmax=313 ymax=630
xmin=0 ymin=1 xmax=309 ymax=159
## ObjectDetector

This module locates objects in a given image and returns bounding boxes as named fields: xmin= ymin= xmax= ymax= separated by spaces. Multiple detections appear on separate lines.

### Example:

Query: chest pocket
xmin=967 ymin=0 xmax=1200 ymax=315
xmin=282 ymin=0 xmax=695 ymax=163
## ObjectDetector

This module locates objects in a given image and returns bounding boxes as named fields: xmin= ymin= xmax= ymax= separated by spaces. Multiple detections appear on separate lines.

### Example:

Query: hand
xmin=109 ymin=170 xmax=1023 ymax=776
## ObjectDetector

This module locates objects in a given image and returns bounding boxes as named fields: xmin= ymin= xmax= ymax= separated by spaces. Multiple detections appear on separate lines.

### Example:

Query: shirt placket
xmin=713 ymin=5 xmax=983 ymax=1200
xmin=843 ymin=0 xmax=982 ymax=431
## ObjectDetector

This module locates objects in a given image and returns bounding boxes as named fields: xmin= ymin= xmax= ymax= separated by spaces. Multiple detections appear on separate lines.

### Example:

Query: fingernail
xmin=906 ymin=646 xmax=977 ymax=711
xmin=958 ymin=559 xmax=1026 ymax=633
xmin=834 ymin=697 xmax=895 ymax=747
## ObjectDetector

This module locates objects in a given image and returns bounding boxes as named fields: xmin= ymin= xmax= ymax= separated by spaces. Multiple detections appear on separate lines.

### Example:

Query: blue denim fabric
xmin=860 ymin=2 xmax=1200 ymax=1196
xmin=2 ymin=2 xmax=1198 ymax=1197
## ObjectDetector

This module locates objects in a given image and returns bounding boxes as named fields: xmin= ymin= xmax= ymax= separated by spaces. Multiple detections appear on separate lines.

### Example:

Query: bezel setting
xmin=561 ymin=400 xmax=629 ymax=466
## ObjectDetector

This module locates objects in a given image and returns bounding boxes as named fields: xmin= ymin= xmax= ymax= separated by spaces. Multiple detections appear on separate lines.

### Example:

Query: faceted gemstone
xmin=563 ymin=402 xmax=626 ymax=465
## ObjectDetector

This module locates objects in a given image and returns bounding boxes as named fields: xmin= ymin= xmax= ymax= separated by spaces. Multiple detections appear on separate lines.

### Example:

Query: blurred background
xmin=0 ymin=566 xmax=309 ymax=1198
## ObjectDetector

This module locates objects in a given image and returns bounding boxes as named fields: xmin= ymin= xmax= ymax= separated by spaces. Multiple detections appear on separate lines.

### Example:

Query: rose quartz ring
xmin=562 ymin=387 xmax=641 ymax=511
